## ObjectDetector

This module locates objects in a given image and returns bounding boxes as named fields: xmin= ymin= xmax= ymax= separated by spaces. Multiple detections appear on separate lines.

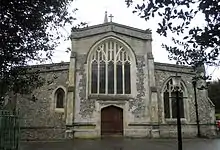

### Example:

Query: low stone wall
xmin=20 ymin=127 xmax=66 ymax=141
xmin=125 ymin=124 xmax=152 ymax=138
xmin=159 ymin=124 xmax=216 ymax=138
xmin=73 ymin=124 xmax=99 ymax=139
xmin=200 ymin=124 xmax=217 ymax=137
xmin=20 ymin=124 xmax=217 ymax=140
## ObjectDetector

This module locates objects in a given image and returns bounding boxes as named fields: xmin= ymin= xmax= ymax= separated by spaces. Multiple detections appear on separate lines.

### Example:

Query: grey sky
xmin=52 ymin=0 xmax=219 ymax=80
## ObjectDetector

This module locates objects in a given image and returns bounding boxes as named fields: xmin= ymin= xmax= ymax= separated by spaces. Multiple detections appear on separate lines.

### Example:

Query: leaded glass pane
xmin=116 ymin=63 xmax=123 ymax=94
xmin=164 ymin=91 xmax=170 ymax=118
xmin=179 ymin=92 xmax=184 ymax=118
xmin=171 ymin=91 xmax=184 ymax=118
xmin=56 ymin=88 xmax=64 ymax=108
xmin=124 ymin=62 xmax=131 ymax=94
xmin=99 ymin=61 xmax=106 ymax=93
xmin=108 ymin=62 xmax=114 ymax=94
xmin=171 ymin=92 xmax=177 ymax=118
xmin=91 ymin=62 xmax=98 ymax=93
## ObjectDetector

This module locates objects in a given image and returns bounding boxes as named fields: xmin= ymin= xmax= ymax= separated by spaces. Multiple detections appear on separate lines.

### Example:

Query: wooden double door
xmin=101 ymin=106 xmax=123 ymax=136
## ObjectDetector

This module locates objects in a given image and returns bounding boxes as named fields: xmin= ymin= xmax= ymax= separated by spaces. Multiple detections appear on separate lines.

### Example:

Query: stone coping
xmin=22 ymin=61 xmax=196 ymax=74
xmin=73 ymin=123 xmax=96 ymax=126
xmin=154 ymin=62 xmax=195 ymax=74
xmin=20 ymin=126 xmax=65 ymax=129
xmin=20 ymin=123 xmax=215 ymax=130
xmin=30 ymin=62 xmax=69 ymax=68
xmin=72 ymin=22 xmax=151 ymax=34
xmin=23 ymin=62 xmax=69 ymax=73
xmin=155 ymin=62 xmax=193 ymax=69
xmin=66 ymin=123 xmax=96 ymax=127
xmin=88 ymin=94 xmax=133 ymax=100
xmin=71 ymin=22 xmax=152 ymax=40
xmin=19 ymin=61 xmax=200 ymax=76
xmin=128 ymin=123 xmax=216 ymax=126
xmin=128 ymin=123 xmax=153 ymax=126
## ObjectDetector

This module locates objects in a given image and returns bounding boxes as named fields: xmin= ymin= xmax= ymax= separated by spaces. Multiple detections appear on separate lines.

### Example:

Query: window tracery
xmin=163 ymin=78 xmax=186 ymax=119
xmin=89 ymin=39 xmax=132 ymax=95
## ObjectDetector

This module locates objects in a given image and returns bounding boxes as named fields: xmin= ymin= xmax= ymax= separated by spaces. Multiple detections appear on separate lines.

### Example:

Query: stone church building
xmin=18 ymin=14 xmax=216 ymax=140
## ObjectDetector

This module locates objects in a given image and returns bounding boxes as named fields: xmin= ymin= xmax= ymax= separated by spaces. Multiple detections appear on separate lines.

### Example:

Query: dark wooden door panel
xmin=101 ymin=106 xmax=123 ymax=135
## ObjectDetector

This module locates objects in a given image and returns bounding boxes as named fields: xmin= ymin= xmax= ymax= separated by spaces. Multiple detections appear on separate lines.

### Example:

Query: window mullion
xmin=105 ymin=43 xmax=108 ymax=94
xmin=169 ymin=92 xmax=172 ymax=119
xmin=89 ymin=62 xmax=92 ymax=94
xmin=97 ymin=52 xmax=100 ymax=94
xmin=122 ymin=59 xmax=125 ymax=94
xmin=105 ymin=62 xmax=108 ymax=94
xmin=114 ymin=42 xmax=117 ymax=94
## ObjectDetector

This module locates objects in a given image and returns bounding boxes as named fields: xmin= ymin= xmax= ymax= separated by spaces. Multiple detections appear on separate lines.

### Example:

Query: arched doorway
xmin=101 ymin=106 xmax=123 ymax=136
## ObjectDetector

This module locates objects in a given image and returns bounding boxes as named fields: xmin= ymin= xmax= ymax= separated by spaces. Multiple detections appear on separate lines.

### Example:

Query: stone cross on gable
xmin=125 ymin=0 xmax=133 ymax=5
xmin=125 ymin=0 xmax=133 ymax=3
xmin=109 ymin=14 xmax=114 ymax=22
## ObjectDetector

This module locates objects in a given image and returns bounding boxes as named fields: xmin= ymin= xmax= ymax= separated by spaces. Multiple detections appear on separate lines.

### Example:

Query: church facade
xmin=18 ymin=20 xmax=216 ymax=140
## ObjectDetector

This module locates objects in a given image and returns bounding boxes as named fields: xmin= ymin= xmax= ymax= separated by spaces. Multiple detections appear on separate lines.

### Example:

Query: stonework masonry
xmin=17 ymin=63 xmax=69 ymax=140
xmin=155 ymin=62 xmax=216 ymax=137
xmin=17 ymin=22 xmax=216 ymax=140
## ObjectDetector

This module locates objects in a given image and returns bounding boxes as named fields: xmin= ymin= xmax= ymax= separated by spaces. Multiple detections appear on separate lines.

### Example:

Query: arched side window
xmin=89 ymin=39 xmax=133 ymax=95
xmin=163 ymin=78 xmax=186 ymax=119
xmin=55 ymin=88 xmax=65 ymax=108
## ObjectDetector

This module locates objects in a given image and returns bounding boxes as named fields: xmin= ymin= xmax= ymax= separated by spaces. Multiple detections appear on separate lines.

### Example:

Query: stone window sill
xmin=55 ymin=108 xmax=64 ymax=113
xmin=88 ymin=94 xmax=133 ymax=100
xmin=165 ymin=118 xmax=187 ymax=124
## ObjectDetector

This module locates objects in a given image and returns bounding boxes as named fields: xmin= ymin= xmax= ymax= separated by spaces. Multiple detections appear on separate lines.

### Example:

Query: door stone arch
xmin=101 ymin=105 xmax=123 ymax=136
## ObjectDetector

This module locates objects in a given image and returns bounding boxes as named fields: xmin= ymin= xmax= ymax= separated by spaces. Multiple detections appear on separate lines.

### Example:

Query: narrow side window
xmin=55 ymin=88 xmax=65 ymax=108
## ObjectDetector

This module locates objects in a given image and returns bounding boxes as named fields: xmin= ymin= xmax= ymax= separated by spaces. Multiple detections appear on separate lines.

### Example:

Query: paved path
xmin=20 ymin=138 xmax=220 ymax=150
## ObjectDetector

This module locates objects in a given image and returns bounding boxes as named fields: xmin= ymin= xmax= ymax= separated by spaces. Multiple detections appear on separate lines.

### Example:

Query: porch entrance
xmin=101 ymin=106 xmax=123 ymax=136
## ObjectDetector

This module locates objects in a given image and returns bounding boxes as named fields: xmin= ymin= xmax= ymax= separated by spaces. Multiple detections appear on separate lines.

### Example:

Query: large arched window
xmin=163 ymin=78 xmax=186 ymax=119
xmin=89 ymin=39 xmax=133 ymax=95
xmin=55 ymin=88 xmax=65 ymax=108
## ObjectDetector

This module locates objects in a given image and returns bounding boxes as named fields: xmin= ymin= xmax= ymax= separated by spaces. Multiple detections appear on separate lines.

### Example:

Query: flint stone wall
xmin=17 ymin=63 xmax=69 ymax=140
xmin=155 ymin=62 xmax=216 ymax=137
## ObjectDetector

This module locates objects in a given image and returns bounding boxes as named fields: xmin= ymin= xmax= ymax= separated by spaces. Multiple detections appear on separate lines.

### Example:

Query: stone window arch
xmin=88 ymin=37 xmax=136 ymax=95
xmin=162 ymin=78 xmax=187 ymax=119
xmin=55 ymin=88 xmax=65 ymax=108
